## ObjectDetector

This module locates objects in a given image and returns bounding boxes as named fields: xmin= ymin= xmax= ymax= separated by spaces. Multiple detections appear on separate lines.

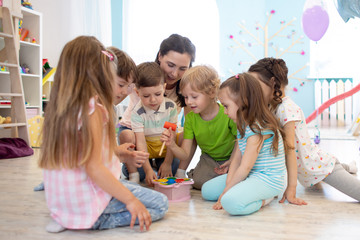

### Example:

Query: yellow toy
xmin=0 ymin=116 xmax=11 ymax=124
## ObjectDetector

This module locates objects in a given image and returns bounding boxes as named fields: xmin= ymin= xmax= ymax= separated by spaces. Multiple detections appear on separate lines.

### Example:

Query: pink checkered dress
xmin=43 ymin=98 xmax=121 ymax=229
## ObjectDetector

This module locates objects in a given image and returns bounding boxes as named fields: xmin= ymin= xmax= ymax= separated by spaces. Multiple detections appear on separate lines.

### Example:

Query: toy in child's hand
xmin=159 ymin=121 xmax=177 ymax=156
xmin=152 ymin=177 xmax=194 ymax=202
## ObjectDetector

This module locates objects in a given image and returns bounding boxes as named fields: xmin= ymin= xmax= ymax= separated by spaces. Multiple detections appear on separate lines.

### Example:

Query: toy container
xmin=152 ymin=177 xmax=194 ymax=202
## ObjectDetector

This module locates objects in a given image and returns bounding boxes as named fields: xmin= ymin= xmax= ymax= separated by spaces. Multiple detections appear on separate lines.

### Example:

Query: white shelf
xmin=21 ymin=73 xmax=41 ymax=78
xmin=0 ymin=105 xmax=11 ymax=109
xmin=0 ymin=7 xmax=42 ymax=120
xmin=20 ymin=40 xmax=40 ymax=47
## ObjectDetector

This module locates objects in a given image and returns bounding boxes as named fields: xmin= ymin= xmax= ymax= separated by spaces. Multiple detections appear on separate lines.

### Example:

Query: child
xmin=39 ymin=36 xmax=168 ymax=233
xmin=106 ymin=46 xmax=149 ymax=169
xmin=33 ymin=47 xmax=147 ymax=192
xmin=122 ymin=62 xmax=180 ymax=185
xmin=201 ymin=73 xmax=286 ymax=215
xmin=248 ymin=57 xmax=360 ymax=203
xmin=160 ymin=65 xmax=238 ymax=189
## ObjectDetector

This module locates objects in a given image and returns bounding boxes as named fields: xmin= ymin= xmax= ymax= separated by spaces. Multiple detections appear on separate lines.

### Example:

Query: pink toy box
xmin=152 ymin=177 xmax=194 ymax=202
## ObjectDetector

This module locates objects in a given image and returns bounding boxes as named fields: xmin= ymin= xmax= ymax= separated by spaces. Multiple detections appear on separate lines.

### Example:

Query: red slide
xmin=306 ymin=82 xmax=360 ymax=124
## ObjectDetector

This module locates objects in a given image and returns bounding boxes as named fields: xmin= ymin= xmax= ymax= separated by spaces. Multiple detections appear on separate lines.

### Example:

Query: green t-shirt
xmin=183 ymin=104 xmax=237 ymax=161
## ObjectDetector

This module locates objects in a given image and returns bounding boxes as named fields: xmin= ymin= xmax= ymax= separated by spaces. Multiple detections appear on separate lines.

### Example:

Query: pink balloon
xmin=302 ymin=5 xmax=329 ymax=41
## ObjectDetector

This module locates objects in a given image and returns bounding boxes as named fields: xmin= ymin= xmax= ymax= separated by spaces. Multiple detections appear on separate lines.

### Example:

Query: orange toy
xmin=159 ymin=121 xmax=177 ymax=156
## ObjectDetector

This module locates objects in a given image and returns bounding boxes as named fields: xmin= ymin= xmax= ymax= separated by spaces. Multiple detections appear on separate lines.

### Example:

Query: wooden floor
xmin=1 ymin=127 xmax=360 ymax=240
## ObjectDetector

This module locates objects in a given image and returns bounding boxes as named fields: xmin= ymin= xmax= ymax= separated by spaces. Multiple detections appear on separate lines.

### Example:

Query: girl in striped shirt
xmin=201 ymin=73 xmax=286 ymax=215
xmin=38 ymin=36 xmax=168 ymax=233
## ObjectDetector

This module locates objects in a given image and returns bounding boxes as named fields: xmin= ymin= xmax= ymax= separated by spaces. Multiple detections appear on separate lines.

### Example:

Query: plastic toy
xmin=0 ymin=116 xmax=11 ymax=124
xmin=20 ymin=28 xmax=29 ymax=41
xmin=21 ymin=0 xmax=33 ymax=9
xmin=159 ymin=121 xmax=177 ymax=156
xmin=152 ymin=177 xmax=194 ymax=202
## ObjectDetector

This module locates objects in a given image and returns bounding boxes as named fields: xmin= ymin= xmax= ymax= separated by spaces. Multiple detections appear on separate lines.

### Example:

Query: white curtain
xmin=33 ymin=0 xmax=112 ymax=66
xmin=122 ymin=0 xmax=219 ymax=70
xmin=67 ymin=0 xmax=112 ymax=46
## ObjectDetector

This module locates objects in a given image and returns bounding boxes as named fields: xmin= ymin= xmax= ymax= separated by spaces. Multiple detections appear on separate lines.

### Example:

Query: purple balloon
xmin=302 ymin=5 xmax=329 ymax=41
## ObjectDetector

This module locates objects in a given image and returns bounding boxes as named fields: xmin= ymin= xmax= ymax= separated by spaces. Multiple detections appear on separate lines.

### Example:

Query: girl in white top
xmin=249 ymin=57 xmax=360 ymax=203
xmin=119 ymin=34 xmax=196 ymax=182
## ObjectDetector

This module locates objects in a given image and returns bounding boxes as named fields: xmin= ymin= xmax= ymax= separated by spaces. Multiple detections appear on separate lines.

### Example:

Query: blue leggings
xmin=202 ymin=174 xmax=281 ymax=215
xmin=91 ymin=180 xmax=168 ymax=230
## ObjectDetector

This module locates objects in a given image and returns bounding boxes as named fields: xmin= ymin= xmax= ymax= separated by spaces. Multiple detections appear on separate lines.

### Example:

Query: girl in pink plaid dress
xmin=39 ymin=36 xmax=168 ymax=233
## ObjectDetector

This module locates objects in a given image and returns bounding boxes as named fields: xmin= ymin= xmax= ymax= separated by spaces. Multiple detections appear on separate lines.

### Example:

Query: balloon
xmin=302 ymin=4 xmax=329 ymax=41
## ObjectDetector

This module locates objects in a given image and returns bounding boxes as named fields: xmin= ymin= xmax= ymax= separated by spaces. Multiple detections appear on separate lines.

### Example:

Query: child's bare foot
xmin=261 ymin=197 xmax=274 ymax=207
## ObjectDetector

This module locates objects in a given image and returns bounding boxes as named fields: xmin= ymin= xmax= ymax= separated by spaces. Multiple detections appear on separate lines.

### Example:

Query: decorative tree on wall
xmin=229 ymin=10 xmax=308 ymax=91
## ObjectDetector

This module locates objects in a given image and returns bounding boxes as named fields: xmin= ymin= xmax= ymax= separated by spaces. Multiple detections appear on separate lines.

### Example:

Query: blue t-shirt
xmin=237 ymin=126 xmax=286 ymax=191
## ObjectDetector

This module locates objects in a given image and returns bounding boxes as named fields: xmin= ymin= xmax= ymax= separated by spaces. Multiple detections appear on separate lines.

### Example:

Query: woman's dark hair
xmin=155 ymin=34 xmax=196 ymax=107
xmin=248 ymin=58 xmax=288 ymax=106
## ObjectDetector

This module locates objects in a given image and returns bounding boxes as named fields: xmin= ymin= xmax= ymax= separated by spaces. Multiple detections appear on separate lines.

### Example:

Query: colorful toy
xmin=159 ymin=121 xmax=177 ymax=156
xmin=21 ymin=0 xmax=33 ymax=9
xmin=20 ymin=28 xmax=29 ymax=41
xmin=152 ymin=177 xmax=194 ymax=202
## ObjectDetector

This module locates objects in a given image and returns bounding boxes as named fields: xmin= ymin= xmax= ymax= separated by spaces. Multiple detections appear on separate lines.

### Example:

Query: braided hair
xmin=248 ymin=57 xmax=288 ymax=107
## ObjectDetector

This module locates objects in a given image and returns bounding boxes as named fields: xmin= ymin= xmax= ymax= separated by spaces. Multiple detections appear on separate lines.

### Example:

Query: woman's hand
xmin=115 ymin=143 xmax=149 ymax=168
xmin=279 ymin=186 xmax=307 ymax=205
xmin=126 ymin=197 xmax=152 ymax=231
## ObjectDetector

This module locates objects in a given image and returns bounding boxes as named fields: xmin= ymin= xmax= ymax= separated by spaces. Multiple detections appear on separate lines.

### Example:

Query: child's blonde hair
xmin=179 ymin=65 xmax=220 ymax=98
xmin=39 ymin=36 xmax=117 ymax=169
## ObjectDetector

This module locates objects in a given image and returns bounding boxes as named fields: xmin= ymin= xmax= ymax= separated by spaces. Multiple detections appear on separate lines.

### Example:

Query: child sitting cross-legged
xmin=122 ymin=62 xmax=180 ymax=186
xmin=39 ymin=36 xmax=168 ymax=233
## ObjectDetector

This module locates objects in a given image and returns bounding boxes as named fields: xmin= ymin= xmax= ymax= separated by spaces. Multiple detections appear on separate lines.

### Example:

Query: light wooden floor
xmin=1 ymin=128 xmax=360 ymax=240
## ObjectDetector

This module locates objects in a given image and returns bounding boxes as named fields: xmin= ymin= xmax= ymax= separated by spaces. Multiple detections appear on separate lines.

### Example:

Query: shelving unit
xmin=0 ymin=6 xmax=42 ymax=139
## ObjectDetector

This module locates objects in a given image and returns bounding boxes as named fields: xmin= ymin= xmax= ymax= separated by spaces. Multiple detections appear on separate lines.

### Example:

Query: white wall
xmin=30 ymin=0 xmax=112 ymax=67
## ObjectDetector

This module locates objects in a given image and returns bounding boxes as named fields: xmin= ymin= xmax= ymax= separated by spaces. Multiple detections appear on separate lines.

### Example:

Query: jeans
xmin=122 ymin=158 xmax=180 ymax=181
xmin=92 ymin=180 xmax=168 ymax=230
xmin=202 ymin=174 xmax=281 ymax=215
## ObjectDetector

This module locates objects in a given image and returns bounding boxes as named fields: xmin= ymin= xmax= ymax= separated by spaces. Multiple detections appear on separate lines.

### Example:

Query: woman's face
xmin=249 ymin=72 xmax=273 ymax=105
xmin=158 ymin=50 xmax=191 ymax=88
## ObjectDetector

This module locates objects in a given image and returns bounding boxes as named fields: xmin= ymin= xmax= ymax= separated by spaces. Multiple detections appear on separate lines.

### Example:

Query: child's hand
xmin=279 ymin=186 xmax=308 ymax=205
xmin=213 ymin=193 xmax=225 ymax=210
xmin=214 ymin=160 xmax=231 ymax=175
xmin=158 ymin=162 xmax=173 ymax=178
xmin=213 ymin=200 xmax=223 ymax=210
xmin=145 ymin=170 xmax=157 ymax=187
xmin=126 ymin=197 xmax=152 ymax=231
xmin=115 ymin=143 xmax=149 ymax=168
xmin=160 ymin=129 xmax=175 ymax=147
